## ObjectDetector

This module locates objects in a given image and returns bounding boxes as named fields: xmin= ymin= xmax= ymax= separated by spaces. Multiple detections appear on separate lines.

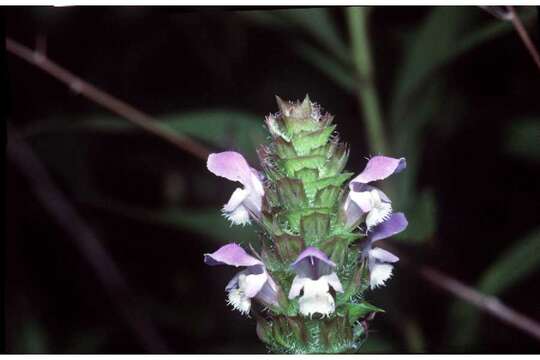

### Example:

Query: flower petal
xmin=288 ymin=275 xmax=308 ymax=299
xmin=256 ymin=275 xmax=279 ymax=306
xmin=348 ymin=190 xmax=374 ymax=213
xmin=369 ymin=212 xmax=408 ymax=242
xmin=370 ymin=247 xmax=399 ymax=263
xmin=242 ymin=270 xmax=268 ymax=298
xmin=291 ymin=247 xmax=336 ymax=279
xmin=223 ymin=188 xmax=249 ymax=212
xmin=370 ymin=263 xmax=395 ymax=289
xmin=320 ymin=272 xmax=344 ymax=293
xmin=343 ymin=196 xmax=364 ymax=227
xmin=207 ymin=151 xmax=255 ymax=188
xmin=204 ymin=243 xmax=263 ymax=267
xmin=351 ymin=156 xmax=406 ymax=185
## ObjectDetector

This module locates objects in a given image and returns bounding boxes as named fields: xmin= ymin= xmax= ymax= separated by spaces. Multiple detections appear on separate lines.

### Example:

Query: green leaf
xmin=390 ymin=7 xmax=527 ymax=124
xmin=448 ymin=227 xmax=540 ymax=348
xmin=245 ymin=8 xmax=350 ymax=65
xmin=300 ymin=212 xmax=330 ymax=244
xmin=358 ymin=335 xmax=397 ymax=353
xmin=15 ymin=318 xmax=48 ymax=353
xmin=478 ymin=228 xmax=540 ymax=296
xmin=280 ymin=8 xmax=350 ymax=63
xmin=156 ymin=207 xmax=255 ymax=244
xmin=26 ymin=110 xmax=266 ymax=157
xmin=395 ymin=189 xmax=437 ymax=243
xmin=347 ymin=302 xmax=385 ymax=324
xmin=504 ymin=118 xmax=540 ymax=161
xmin=86 ymin=197 xmax=254 ymax=245
xmin=295 ymin=42 xmax=356 ymax=93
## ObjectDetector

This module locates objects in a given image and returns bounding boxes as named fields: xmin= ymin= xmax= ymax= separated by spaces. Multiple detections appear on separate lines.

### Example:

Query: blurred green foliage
xmin=12 ymin=6 xmax=540 ymax=354
xmin=448 ymin=227 xmax=540 ymax=348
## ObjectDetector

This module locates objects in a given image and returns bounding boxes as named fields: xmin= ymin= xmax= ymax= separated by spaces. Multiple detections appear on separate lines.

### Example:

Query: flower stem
xmin=346 ymin=7 xmax=388 ymax=154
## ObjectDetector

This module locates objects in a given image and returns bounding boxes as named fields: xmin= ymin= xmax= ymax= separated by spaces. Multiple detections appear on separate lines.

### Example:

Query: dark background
xmin=5 ymin=6 xmax=540 ymax=353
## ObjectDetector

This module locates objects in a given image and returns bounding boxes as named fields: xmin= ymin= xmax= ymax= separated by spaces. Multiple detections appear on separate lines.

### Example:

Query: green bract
xmin=254 ymin=96 xmax=377 ymax=353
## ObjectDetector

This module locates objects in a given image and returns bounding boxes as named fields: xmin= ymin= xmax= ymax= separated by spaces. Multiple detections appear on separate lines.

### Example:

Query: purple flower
xmin=344 ymin=156 xmax=406 ymax=230
xmin=207 ymin=151 xmax=265 ymax=226
xmin=288 ymin=247 xmax=343 ymax=317
xmin=362 ymin=213 xmax=408 ymax=289
xmin=204 ymin=243 xmax=278 ymax=315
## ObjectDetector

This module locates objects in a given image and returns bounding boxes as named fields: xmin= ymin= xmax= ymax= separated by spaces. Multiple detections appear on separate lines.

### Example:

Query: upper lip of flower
xmin=207 ymin=151 xmax=265 ymax=225
xmin=204 ymin=243 xmax=279 ymax=312
xmin=343 ymin=155 xmax=406 ymax=229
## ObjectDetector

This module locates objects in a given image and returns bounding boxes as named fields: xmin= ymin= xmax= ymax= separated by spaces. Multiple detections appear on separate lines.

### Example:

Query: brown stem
xmin=5 ymin=37 xmax=210 ymax=160
xmin=7 ymin=127 xmax=170 ymax=353
xmin=392 ymin=245 xmax=540 ymax=342
xmin=508 ymin=6 xmax=540 ymax=71
xmin=420 ymin=266 xmax=540 ymax=341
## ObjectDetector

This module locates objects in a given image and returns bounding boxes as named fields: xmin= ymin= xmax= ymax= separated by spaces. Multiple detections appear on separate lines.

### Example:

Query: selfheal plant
xmin=204 ymin=96 xmax=408 ymax=353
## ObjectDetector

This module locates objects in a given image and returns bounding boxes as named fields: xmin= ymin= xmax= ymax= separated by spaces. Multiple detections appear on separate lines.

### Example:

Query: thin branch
xmin=7 ymin=127 xmax=170 ymax=353
xmin=392 ymin=246 xmax=540 ymax=342
xmin=5 ymin=37 xmax=210 ymax=160
xmin=508 ymin=7 xmax=540 ymax=71
xmin=420 ymin=266 xmax=540 ymax=341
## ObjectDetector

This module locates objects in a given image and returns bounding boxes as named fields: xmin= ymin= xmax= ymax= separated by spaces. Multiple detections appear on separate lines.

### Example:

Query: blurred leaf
xmin=156 ymin=207 xmax=255 ymax=244
xmin=396 ymin=189 xmax=437 ymax=244
xmin=277 ymin=8 xmax=350 ymax=64
xmin=87 ymin=197 xmax=254 ymax=245
xmin=390 ymin=7 xmax=518 ymax=122
xmin=448 ymin=227 xmax=540 ymax=348
xmin=478 ymin=227 xmax=540 ymax=295
xmin=390 ymin=80 xmax=463 ymax=245
xmin=359 ymin=335 xmax=398 ymax=353
xmin=15 ymin=318 xmax=48 ymax=353
xmin=26 ymin=110 xmax=266 ymax=157
xmin=296 ymin=42 xmax=356 ymax=93
xmin=243 ymin=8 xmax=350 ymax=65
xmin=504 ymin=118 xmax=540 ymax=161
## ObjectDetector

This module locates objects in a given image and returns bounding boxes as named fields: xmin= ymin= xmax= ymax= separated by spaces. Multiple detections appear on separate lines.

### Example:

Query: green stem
xmin=346 ymin=7 xmax=388 ymax=154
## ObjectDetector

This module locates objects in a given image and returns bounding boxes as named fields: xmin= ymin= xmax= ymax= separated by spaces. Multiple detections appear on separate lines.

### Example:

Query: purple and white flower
xmin=207 ymin=151 xmax=265 ymax=226
xmin=344 ymin=156 xmax=406 ymax=230
xmin=204 ymin=243 xmax=279 ymax=315
xmin=288 ymin=247 xmax=343 ymax=317
xmin=362 ymin=212 xmax=408 ymax=289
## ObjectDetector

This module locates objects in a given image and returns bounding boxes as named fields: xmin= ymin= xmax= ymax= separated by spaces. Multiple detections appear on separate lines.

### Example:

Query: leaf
xmin=15 ymin=318 xmax=48 ymax=353
xmin=86 ymin=197 xmax=255 ymax=245
xmin=295 ymin=42 xmax=356 ymax=93
xmin=504 ymin=118 xmax=540 ymax=161
xmin=448 ymin=227 xmax=540 ymax=348
xmin=359 ymin=335 xmax=397 ymax=353
xmin=477 ymin=228 xmax=540 ymax=296
xmin=395 ymin=189 xmax=437 ymax=244
xmin=26 ymin=110 xmax=267 ymax=157
xmin=347 ymin=302 xmax=385 ymax=324
xmin=245 ymin=8 xmax=349 ymax=64
xmin=390 ymin=7 xmax=520 ymax=123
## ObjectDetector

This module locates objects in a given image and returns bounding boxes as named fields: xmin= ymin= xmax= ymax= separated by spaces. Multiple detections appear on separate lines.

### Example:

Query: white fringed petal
xmin=369 ymin=263 xmax=395 ymax=289
xmin=288 ymin=271 xmax=343 ymax=318
xmin=223 ymin=204 xmax=251 ymax=226
xmin=297 ymin=277 xmax=335 ymax=318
